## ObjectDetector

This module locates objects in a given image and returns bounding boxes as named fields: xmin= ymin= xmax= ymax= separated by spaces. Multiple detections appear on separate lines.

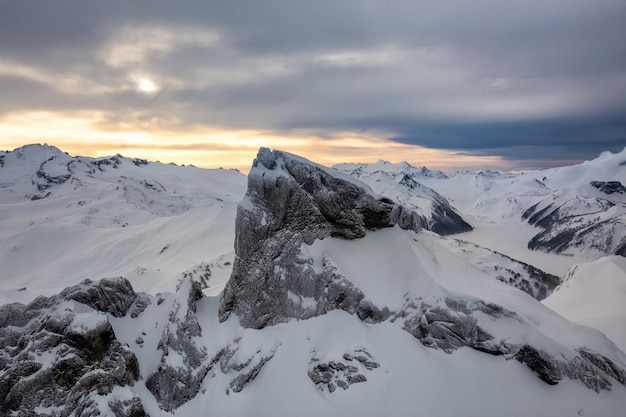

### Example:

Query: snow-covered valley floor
xmin=454 ymin=216 xmax=583 ymax=277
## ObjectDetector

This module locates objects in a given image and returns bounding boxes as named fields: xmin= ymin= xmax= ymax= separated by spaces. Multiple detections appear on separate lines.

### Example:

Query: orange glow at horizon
xmin=0 ymin=110 xmax=514 ymax=173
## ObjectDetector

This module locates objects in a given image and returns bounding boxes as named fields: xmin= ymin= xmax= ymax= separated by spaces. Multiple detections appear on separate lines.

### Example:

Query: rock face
xmin=591 ymin=180 xmax=626 ymax=195
xmin=146 ymin=279 xmax=209 ymax=412
xmin=219 ymin=148 xmax=420 ymax=328
xmin=0 ymin=276 xmax=282 ymax=415
xmin=0 ymin=278 xmax=146 ymax=417
xmin=145 ymin=278 xmax=278 ymax=410
xmin=397 ymin=174 xmax=472 ymax=235
xmin=398 ymin=295 xmax=626 ymax=392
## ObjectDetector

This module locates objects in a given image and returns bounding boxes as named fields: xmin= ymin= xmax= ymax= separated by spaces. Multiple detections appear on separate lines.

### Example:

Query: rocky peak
xmin=0 ymin=278 xmax=147 ymax=417
xmin=220 ymin=148 xmax=421 ymax=328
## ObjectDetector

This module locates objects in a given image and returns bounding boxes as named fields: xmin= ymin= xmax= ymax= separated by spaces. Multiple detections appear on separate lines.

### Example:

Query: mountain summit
xmin=220 ymin=148 xmax=422 ymax=328
xmin=1 ymin=146 xmax=625 ymax=416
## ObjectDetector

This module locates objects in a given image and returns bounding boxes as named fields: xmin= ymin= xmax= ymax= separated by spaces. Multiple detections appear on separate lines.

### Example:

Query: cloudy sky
xmin=1 ymin=0 xmax=624 ymax=171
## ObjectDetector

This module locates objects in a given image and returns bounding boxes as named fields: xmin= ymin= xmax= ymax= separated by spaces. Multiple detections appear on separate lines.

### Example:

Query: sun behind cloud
xmin=137 ymin=78 xmax=158 ymax=94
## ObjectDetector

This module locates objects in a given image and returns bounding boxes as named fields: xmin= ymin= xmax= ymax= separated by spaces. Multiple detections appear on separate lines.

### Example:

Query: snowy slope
xmin=416 ymin=148 xmax=626 ymax=260
xmin=6 ymin=273 xmax=626 ymax=417
xmin=2 ymin=146 xmax=626 ymax=417
xmin=0 ymin=144 xmax=246 ymax=304
xmin=334 ymin=160 xmax=472 ymax=235
xmin=544 ymin=256 xmax=626 ymax=352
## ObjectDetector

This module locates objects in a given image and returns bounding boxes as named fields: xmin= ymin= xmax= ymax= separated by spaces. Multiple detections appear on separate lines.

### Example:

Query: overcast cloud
xmin=1 ymin=0 xmax=624 ymax=167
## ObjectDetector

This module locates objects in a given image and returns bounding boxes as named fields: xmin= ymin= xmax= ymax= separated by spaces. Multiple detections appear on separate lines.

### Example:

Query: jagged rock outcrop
xmin=60 ymin=277 xmax=140 ymax=318
xmin=145 ymin=278 xmax=280 ymax=411
xmin=398 ymin=295 xmax=626 ymax=392
xmin=219 ymin=148 xmax=419 ymax=328
xmin=146 ymin=279 xmax=211 ymax=412
xmin=309 ymin=348 xmax=379 ymax=393
xmin=0 ymin=278 xmax=146 ymax=417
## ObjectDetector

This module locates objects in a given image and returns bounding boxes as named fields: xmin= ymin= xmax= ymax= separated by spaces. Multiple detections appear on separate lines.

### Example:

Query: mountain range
xmin=1 ymin=144 xmax=625 ymax=416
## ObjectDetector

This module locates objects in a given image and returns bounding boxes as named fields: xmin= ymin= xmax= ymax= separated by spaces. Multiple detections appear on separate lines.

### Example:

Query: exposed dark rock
xmin=578 ymin=349 xmax=626 ymax=384
xmin=528 ymin=217 xmax=623 ymax=256
xmin=590 ymin=180 xmax=626 ymax=194
xmin=220 ymin=148 xmax=422 ymax=329
xmin=146 ymin=279 xmax=209 ymax=412
xmin=613 ymin=236 xmax=626 ymax=257
xmin=356 ymin=298 xmax=391 ymax=323
xmin=129 ymin=293 xmax=151 ymax=318
xmin=522 ymin=202 xmax=558 ymax=229
xmin=399 ymin=296 xmax=626 ymax=392
xmin=229 ymin=351 xmax=276 ymax=393
xmin=335 ymin=165 xmax=471 ymax=236
xmin=143 ymin=279 xmax=275 ymax=409
xmin=133 ymin=158 xmax=148 ymax=167
xmin=398 ymin=174 xmax=472 ymax=235
xmin=35 ymin=157 xmax=72 ymax=191
xmin=61 ymin=277 xmax=138 ymax=318
xmin=401 ymin=299 xmax=496 ymax=354
xmin=309 ymin=348 xmax=378 ymax=393
xmin=515 ymin=345 xmax=560 ymax=385
xmin=140 ymin=179 xmax=166 ymax=192
xmin=109 ymin=397 xmax=148 ymax=417
xmin=0 ymin=279 xmax=144 ymax=417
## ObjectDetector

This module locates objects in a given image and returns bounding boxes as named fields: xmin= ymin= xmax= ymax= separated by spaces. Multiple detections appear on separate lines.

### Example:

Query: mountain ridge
xmin=1 ymin=144 xmax=626 ymax=416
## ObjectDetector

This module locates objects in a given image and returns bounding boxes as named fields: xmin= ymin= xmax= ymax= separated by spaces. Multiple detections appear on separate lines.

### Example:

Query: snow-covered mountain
xmin=0 ymin=144 xmax=246 ymax=304
xmin=334 ymin=160 xmax=472 ymax=235
xmin=1 ymin=145 xmax=626 ymax=416
xmin=414 ymin=148 xmax=626 ymax=260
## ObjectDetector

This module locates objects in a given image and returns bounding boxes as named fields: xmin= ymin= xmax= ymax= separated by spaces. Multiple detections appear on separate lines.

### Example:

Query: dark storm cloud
xmin=386 ymin=116 xmax=626 ymax=161
xmin=1 ymin=0 xmax=625 ymax=166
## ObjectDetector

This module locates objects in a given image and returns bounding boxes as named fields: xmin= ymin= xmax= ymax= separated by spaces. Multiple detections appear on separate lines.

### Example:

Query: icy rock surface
xmin=309 ymin=348 xmax=379 ymax=392
xmin=0 ymin=278 xmax=145 ymax=417
xmin=220 ymin=148 xmax=418 ymax=328
xmin=146 ymin=278 xmax=279 ymax=411
xmin=146 ymin=279 xmax=209 ymax=412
